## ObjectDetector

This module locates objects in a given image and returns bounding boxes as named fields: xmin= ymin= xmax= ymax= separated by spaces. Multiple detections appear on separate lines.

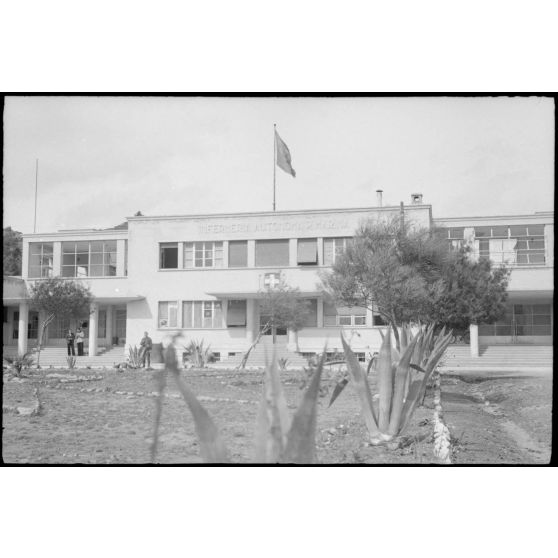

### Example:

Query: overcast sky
xmin=3 ymin=96 xmax=554 ymax=234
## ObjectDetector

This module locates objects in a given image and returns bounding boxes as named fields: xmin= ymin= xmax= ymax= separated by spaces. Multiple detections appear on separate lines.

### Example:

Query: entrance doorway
xmin=115 ymin=308 xmax=126 ymax=345
xmin=259 ymin=313 xmax=287 ymax=342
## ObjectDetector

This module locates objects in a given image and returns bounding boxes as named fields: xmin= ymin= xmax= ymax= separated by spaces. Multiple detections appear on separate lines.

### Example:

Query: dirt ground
xmin=1 ymin=366 xmax=553 ymax=464
xmin=440 ymin=374 xmax=552 ymax=464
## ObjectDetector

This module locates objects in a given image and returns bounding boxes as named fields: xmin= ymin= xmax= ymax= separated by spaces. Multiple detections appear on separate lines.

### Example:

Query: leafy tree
xmin=3 ymin=227 xmax=22 ymax=276
xmin=321 ymin=217 xmax=509 ymax=349
xmin=321 ymin=218 xmax=447 ymax=349
xmin=259 ymin=277 xmax=310 ymax=342
xmin=431 ymin=248 xmax=510 ymax=333
xmin=237 ymin=276 xmax=310 ymax=369
xmin=29 ymin=277 xmax=93 ymax=366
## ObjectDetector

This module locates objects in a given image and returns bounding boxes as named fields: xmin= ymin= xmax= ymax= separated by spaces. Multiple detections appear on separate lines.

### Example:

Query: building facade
xmin=3 ymin=197 xmax=554 ymax=364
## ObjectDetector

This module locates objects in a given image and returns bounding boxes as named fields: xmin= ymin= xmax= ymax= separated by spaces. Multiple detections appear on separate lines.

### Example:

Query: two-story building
xmin=3 ymin=194 xmax=553 ymax=365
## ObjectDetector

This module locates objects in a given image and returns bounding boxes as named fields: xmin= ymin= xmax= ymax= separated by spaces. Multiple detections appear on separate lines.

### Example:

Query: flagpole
xmin=273 ymin=123 xmax=276 ymax=212
xmin=34 ymin=158 xmax=39 ymax=233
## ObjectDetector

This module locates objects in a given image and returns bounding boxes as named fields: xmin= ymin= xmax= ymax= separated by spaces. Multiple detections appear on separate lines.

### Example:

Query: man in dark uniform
xmin=140 ymin=331 xmax=153 ymax=368
xmin=66 ymin=329 xmax=76 ymax=356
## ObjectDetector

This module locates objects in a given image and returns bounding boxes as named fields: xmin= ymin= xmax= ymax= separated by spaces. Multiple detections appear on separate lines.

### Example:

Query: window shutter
xmin=297 ymin=239 xmax=318 ymax=264
xmin=255 ymin=240 xmax=289 ymax=266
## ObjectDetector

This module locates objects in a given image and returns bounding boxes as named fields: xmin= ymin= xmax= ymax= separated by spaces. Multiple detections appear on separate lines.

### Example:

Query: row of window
xmin=437 ymin=225 xmax=545 ymax=240
xmin=158 ymin=299 xmax=385 ymax=329
xmin=479 ymin=304 xmax=552 ymax=336
xmin=159 ymin=238 xmax=351 ymax=270
xmin=437 ymin=225 xmax=547 ymax=266
xmin=28 ymin=241 xmax=125 ymax=278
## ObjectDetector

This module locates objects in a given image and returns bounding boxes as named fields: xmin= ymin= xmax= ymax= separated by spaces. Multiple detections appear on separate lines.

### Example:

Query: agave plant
xmin=152 ymin=336 xmax=325 ymax=464
xmin=339 ymin=324 xmax=453 ymax=445
xmin=3 ymin=352 xmax=35 ymax=376
xmin=127 ymin=345 xmax=143 ymax=369
xmin=182 ymin=339 xmax=215 ymax=368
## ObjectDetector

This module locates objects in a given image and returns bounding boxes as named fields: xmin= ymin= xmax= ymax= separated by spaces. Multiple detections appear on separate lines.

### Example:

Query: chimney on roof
xmin=376 ymin=189 xmax=383 ymax=207
xmin=411 ymin=193 xmax=423 ymax=205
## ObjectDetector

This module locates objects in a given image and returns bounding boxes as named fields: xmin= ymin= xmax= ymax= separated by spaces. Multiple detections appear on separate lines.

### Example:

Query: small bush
xmin=4 ymin=352 xmax=35 ymax=376
xmin=278 ymin=357 xmax=289 ymax=371
xmin=66 ymin=356 xmax=76 ymax=369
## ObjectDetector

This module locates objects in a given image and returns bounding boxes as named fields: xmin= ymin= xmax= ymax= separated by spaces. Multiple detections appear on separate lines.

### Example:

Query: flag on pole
xmin=275 ymin=130 xmax=296 ymax=177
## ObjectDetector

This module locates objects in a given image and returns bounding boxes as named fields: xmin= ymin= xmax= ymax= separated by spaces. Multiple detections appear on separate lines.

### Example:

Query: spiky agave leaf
xmin=387 ymin=334 xmax=420 ymax=437
xmin=328 ymin=377 xmax=349 ymax=408
xmin=280 ymin=353 xmax=325 ymax=464
xmin=254 ymin=348 xmax=292 ymax=463
xmin=340 ymin=334 xmax=380 ymax=440
xmin=400 ymin=324 xmax=409 ymax=353
xmin=376 ymin=326 xmax=394 ymax=435
xmin=417 ymin=331 xmax=453 ymax=404
xmin=164 ymin=341 xmax=229 ymax=463
xmin=397 ymin=378 xmax=425 ymax=436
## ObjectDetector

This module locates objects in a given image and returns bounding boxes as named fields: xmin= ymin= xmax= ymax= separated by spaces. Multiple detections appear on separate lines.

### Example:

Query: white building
xmin=3 ymin=195 xmax=553 ymax=366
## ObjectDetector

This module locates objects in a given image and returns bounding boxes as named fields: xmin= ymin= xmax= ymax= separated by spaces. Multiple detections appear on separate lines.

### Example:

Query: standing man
xmin=75 ymin=326 xmax=85 ymax=356
xmin=140 ymin=331 xmax=153 ymax=368
xmin=66 ymin=328 xmax=76 ymax=356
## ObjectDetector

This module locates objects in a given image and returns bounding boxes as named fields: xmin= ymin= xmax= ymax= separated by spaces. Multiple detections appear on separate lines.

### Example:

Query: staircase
xmin=441 ymin=345 xmax=553 ymax=372
xmin=3 ymin=346 xmax=127 ymax=369
xmin=214 ymin=342 xmax=309 ymax=369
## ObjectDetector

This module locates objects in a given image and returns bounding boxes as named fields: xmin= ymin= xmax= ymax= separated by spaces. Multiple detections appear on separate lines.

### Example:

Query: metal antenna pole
xmin=34 ymin=159 xmax=39 ymax=233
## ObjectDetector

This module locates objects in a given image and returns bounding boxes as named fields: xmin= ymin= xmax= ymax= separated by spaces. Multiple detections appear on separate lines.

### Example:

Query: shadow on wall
xmin=128 ymin=299 xmax=153 ymax=320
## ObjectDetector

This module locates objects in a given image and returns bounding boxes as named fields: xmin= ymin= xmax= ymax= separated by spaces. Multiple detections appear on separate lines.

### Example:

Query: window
xmin=228 ymin=241 xmax=248 ymax=267
xmin=28 ymin=243 xmax=54 ymax=278
xmin=158 ymin=301 xmax=178 ymax=328
xmin=62 ymin=241 xmax=117 ymax=277
xmin=255 ymin=239 xmax=289 ymax=267
xmin=13 ymin=311 xmax=19 ymax=339
xmin=323 ymin=302 xmax=367 ymax=326
xmin=183 ymin=301 xmax=223 ymax=328
xmin=184 ymin=242 xmax=223 ymax=268
xmin=28 ymin=313 xmax=38 ymax=339
xmin=448 ymin=227 xmax=465 ymax=239
xmin=227 ymin=300 xmax=247 ymax=327
xmin=160 ymin=243 xmax=178 ymax=269
xmin=302 ymin=299 xmax=318 ymax=327
xmin=474 ymin=224 xmax=546 ymax=266
xmin=49 ymin=315 xmax=71 ymax=338
xmin=323 ymin=237 xmax=351 ymax=266
xmin=373 ymin=312 xmax=388 ymax=326
xmin=90 ymin=241 xmax=117 ymax=276
xmin=435 ymin=228 xmax=465 ymax=251
xmin=124 ymin=240 xmax=128 ymax=276
xmin=479 ymin=304 xmax=551 ymax=336
xmin=510 ymin=225 xmax=545 ymax=266
xmin=297 ymin=238 xmax=318 ymax=265
xmin=98 ymin=310 xmax=107 ymax=338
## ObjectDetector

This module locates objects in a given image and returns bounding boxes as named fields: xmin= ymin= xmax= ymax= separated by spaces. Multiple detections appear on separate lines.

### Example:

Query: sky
xmin=3 ymin=96 xmax=554 ymax=234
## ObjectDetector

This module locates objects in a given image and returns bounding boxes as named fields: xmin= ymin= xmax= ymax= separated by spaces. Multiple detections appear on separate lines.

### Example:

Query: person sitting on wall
xmin=76 ymin=326 xmax=85 ymax=356
xmin=140 ymin=331 xmax=153 ymax=368
xmin=66 ymin=329 xmax=76 ymax=356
